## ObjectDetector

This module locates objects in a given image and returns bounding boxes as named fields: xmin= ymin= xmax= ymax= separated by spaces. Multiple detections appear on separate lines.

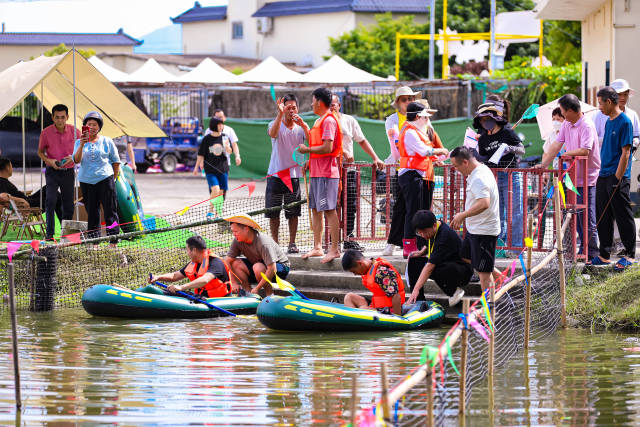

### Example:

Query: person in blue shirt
xmin=592 ymin=86 xmax=636 ymax=270
xmin=73 ymin=111 xmax=121 ymax=244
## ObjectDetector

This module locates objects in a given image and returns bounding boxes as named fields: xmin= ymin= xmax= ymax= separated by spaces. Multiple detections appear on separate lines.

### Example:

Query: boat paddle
xmin=151 ymin=276 xmax=237 ymax=317
xmin=260 ymin=272 xmax=310 ymax=300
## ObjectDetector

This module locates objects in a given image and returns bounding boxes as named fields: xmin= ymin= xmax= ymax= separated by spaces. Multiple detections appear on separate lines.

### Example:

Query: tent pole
xmin=40 ymin=82 xmax=44 ymax=209
xmin=22 ymin=100 xmax=26 ymax=191
xmin=72 ymin=47 xmax=79 ymax=221
xmin=428 ymin=0 xmax=435 ymax=80
xmin=489 ymin=0 xmax=496 ymax=73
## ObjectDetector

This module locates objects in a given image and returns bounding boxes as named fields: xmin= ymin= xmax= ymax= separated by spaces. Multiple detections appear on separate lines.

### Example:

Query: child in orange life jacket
xmin=341 ymin=249 xmax=405 ymax=315
xmin=149 ymin=236 xmax=231 ymax=298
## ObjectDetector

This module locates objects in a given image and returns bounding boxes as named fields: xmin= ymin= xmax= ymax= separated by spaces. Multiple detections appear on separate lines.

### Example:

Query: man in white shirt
xmin=450 ymin=146 xmax=500 ymax=291
xmin=266 ymin=94 xmax=308 ymax=254
xmin=329 ymin=94 xmax=384 ymax=250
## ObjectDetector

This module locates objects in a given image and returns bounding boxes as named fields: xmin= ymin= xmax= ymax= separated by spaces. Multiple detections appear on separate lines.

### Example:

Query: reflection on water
xmin=1 ymin=309 xmax=639 ymax=426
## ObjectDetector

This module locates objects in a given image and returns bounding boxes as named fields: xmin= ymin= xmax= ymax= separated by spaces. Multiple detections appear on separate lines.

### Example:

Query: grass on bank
xmin=567 ymin=266 xmax=640 ymax=331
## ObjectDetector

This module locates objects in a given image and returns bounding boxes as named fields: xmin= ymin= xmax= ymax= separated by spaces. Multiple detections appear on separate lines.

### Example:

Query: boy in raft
xmin=225 ymin=214 xmax=291 ymax=296
xmin=341 ymin=249 xmax=405 ymax=315
xmin=149 ymin=236 xmax=231 ymax=298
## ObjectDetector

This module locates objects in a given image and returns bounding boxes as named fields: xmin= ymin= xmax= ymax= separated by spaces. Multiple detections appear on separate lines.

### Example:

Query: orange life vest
xmin=398 ymin=122 xmax=438 ymax=180
xmin=309 ymin=111 xmax=343 ymax=159
xmin=361 ymin=258 xmax=405 ymax=309
xmin=184 ymin=250 xmax=230 ymax=298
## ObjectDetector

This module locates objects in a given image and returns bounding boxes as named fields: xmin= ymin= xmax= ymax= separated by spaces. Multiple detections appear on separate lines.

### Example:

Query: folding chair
xmin=7 ymin=199 xmax=46 ymax=240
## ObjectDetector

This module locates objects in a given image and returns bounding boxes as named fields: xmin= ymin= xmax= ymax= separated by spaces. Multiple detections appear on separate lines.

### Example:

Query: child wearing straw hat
xmin=224 ymin=214 xmax=291 ymax=296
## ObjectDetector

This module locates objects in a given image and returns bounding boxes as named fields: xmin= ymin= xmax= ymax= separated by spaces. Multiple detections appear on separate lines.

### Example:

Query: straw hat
xmin=391 ymin=86 xmax=422 ymax=109
xmin=224 ymin=214 xmax=262 ymax=231
xmin=472 ymin=101 xmax=507 ymax=130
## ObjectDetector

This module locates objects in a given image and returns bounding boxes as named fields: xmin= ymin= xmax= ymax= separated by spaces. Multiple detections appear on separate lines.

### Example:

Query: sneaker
xmin=448 ymin=288 xmax=465 ymax=306
xmin=343 ymin=240 xmax=364 ymax=251
xmin=382 ymin=243 xmax=395 ymax=256
xmin=287 ymin=242 xmax=300 ymax=254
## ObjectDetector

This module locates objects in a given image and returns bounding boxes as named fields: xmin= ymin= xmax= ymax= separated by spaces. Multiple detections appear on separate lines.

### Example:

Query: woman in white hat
xmin=382 ymin=86 xmax=421 ymax=256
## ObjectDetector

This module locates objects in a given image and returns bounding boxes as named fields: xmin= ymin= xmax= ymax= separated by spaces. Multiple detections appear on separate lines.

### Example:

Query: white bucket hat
xmin=391 ymin=86 xmax=422 ymax=109
xmin=611 ymin=78 xmax=634 ymax=94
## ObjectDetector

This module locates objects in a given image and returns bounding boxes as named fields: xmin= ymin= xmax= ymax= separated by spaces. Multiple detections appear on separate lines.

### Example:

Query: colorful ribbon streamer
xmin=420 ymin=345 xmax=439 ymax=367
xmin=480 ymin=292 xmax=494 ymax=331
xmin=563 ymin=173 xmax=580 ymax=196
xmin=176 ymin=206 xmax=189 ymax=216
xmin=519 ymin=253 xmax=529 ymax=286
xmin=558 ymin=181 xmax=566 ymax=207
xmin=458 ymin=313 xmax=468 ymax=329
xmin=469 ymin=318 xmax=490 ymax=342
xmin=445 ymin=336 xmax=460 ymax=375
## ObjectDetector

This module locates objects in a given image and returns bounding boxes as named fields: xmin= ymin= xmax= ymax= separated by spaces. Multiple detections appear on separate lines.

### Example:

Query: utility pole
xmin=489 ymin=0 xmax=496 ymax=72
xmin=429 ymin=0 xmax=435 ymax=80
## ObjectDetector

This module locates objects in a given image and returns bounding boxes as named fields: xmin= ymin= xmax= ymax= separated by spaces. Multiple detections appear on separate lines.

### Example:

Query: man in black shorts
xmin=450 ymin=146 xmax=501 ymax=292
xmin=266 ymin=94 xmax=308 ymax=254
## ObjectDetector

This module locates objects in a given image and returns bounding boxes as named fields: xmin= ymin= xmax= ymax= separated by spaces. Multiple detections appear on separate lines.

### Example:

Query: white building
xmin=171 ymin=0 xmax=428 ymax=67
xmin=536 ymin=0 xmax=640 ymax=103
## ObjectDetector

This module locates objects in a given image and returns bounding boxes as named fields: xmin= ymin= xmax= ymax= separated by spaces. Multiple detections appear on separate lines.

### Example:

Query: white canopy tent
xmin=300 ymin=55 xmax=389 ymax=84
xmin=88 ymin=55 xmax=129 ymax=83
xmin=170 ymin=58 xmax=242 ymax=84
xmin=0 ymin=50 xmax=165 ymax=190
xmin=238 ymin=56 xmax=305 ymax=83
xmin=124 ymin=58 xmax=177 ymax=84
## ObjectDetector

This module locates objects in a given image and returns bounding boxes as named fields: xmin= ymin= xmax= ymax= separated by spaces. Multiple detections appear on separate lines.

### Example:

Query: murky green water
xmin=1 ymin=309 xmax=639 ymax=426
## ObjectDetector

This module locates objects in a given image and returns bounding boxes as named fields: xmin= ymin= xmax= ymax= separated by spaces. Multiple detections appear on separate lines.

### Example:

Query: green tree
xmin=33 ymin=43 xmax=96 ymax=59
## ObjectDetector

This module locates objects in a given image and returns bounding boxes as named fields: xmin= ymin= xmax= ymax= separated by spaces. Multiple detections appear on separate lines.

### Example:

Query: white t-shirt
xmin=398 ymin=128 xmax=431 ymax=177
xmin=339 ymin=113 xmax=365 ymax=159
xmin=267 ymin=120 xmax=304 ymax=178
xmin=384 ymin=112 xmax=402 ymax=164
xmin=205 ymin=124 xmax=238 ymax=165
xmin=465 ymin=163 xmax=500 ymax=236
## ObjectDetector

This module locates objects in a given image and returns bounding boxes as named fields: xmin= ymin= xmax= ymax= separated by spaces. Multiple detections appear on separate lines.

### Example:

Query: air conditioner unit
xmin=257 ymin=17 xmax=273 ymax=34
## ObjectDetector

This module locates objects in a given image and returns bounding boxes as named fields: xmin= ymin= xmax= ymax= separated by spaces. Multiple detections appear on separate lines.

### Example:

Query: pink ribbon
xmin=6 ymin=242 xmax=23 ymax=262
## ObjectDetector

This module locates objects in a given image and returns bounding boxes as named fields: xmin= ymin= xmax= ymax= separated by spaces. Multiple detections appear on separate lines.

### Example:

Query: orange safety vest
xmin=184 ymin=250 xmax=230 ymax=298
xmin=398 ymin=122 xmax=438 ymax=181
xmin=309 ymin=111 xmax=343 ymax=159
xmin=361 ymin=258 xmax=405 ymax=309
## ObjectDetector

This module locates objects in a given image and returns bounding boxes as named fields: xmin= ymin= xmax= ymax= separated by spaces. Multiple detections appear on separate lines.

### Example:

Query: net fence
xmin=355 ymin=208 xmax=574 ymax=427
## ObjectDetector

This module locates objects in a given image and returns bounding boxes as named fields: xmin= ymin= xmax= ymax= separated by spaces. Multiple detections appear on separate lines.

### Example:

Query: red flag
xmin=66 ymin=233 xmax=82 ymax=244
xmin=30 ymin=240 xmax=40 ymax=253
xmin=246 ymin=181 xmax=256 ymax=197
xmin=276 ymin=168 xmax=293 ymax=192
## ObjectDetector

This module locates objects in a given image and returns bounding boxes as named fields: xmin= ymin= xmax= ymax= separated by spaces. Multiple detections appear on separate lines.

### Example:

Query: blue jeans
xmin=497 ymin=171 xmax=523 ymax=247
xmin=577 ymin=185 xmax=599 ymax=258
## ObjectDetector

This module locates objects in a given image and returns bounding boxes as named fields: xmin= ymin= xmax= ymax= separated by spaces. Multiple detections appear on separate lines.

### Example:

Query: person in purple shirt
xmin=536 ymin=94 xmax=601 ymax=259
xmin=38 ymin=104 xmax=80 ymax=240
xmin=592 ymin=87 xmax=636 ymax=270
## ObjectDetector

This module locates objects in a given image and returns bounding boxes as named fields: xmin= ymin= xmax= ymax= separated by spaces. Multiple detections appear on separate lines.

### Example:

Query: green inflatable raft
xmin=82 ymin=284 xmax=261 ymax=319
xmin=257 ymin=295 xmax=445 ymax=332
xmin=115 ymin=164 xmax=144 ymax=232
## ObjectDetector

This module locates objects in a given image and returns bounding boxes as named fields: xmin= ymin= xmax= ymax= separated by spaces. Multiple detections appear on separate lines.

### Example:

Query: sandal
xmin=587 ymin=256 xmax=611 ymax=266
xmin=614 ymin=257 xmax=635 ymax=272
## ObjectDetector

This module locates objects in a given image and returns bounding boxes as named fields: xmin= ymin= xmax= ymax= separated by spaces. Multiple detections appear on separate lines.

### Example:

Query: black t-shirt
xmin=180 ymin=256 xmax=229 ymax=282
xmin=428 ymin=221 xmax=464 ymax=266
xmin=0 ymin=177 xmax=27 ymax=199
xmin=478 ymin=124 xmax=522 ymax=168
xmin=198 ymin=134 xmax=229 ymax=175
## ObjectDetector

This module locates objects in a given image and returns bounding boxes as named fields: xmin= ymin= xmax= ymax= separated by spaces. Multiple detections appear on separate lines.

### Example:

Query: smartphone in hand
xmin=82 ymin=125 xmax=90 ymax=140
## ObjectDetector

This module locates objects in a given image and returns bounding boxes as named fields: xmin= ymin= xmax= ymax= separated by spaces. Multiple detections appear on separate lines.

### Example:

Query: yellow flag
xmin=524 ymin=237 xmax=533 ymax=248
xmin=558 ymin=181 xmax=566 ymax=207
xmin=176 ymin=206 xmax=189 ymax=216
xmin=275 ymin=274 xmax=295 ymax=292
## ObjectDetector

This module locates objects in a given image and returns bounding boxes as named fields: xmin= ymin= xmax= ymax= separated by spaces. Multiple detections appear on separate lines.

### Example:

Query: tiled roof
xmin=171 ymin=3 xmax=227 ymax=23
xmin=252 ymin=0 xmax=428 ymax=18
xmin=0 ymin=30 xmax=141 ymax=46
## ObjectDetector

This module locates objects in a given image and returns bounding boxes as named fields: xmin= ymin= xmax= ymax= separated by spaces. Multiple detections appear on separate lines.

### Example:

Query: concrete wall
xmin=227 ymin=0 xmax=263 ymax=59
xmin=581 ymin=0 xmax=613 ymax=103
xmin=181 ymin=21 xmax=228 ymax=54
xmin=262 ymin=11 xmax=355 ymax=67
xmin=0 ymin=44 xmax=133 ymax=73
xmin=613 ymin=0 xmax=640 ymax=111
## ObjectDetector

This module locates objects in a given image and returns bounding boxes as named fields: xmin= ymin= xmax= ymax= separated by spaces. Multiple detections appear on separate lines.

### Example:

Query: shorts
xmin=309 ymin=177 xmax=339 ymax=211
xmin=206 ymin=172 xmax=228 ymax=192
xmin=460 ymin=233 xmax=497 ymax=273
xmin=363 ymin=296 xmax=392 ymax=315
xmin=239 ymin=257 xmax=290 ymax=284
xmin=265 ymin=176 xmax=302 ymax=219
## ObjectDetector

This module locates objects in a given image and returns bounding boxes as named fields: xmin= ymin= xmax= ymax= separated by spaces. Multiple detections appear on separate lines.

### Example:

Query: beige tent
xmin=0 ymin=50 xmax=166 ymax=138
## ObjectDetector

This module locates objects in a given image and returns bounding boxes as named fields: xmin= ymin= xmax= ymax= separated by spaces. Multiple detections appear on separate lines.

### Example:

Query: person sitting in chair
xmin=341 ymin=249 xmax=405 ymax=315
xmin=149 ymin=236 xmax=231 ymax=298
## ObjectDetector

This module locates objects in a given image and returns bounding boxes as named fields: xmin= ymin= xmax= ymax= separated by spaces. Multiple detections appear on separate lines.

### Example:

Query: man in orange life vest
xmin=149 ymin=236 xmax=231 ymax=298
xmin=298 ymin=87 xmax=343 ymax=264
xmin=341 ymin=249 xmax=405 ymax=315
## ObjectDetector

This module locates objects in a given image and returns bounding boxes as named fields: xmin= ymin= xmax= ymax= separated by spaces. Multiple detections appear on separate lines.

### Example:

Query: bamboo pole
xmin=350 ymin=374 xmax=357 ymax=426
xmin=380 ymin=363 xmax=391 ymax=422
xmin=524 ymin=214 xmax=533 ymax=348
xmin=459 ymin=299 xmax=469 ymax=417
xmin=487 ymin=284 xmax=495 ymax=419
xmin=8 ymin=263 xmax=22 ymax=409
xmin=426 ymin=367 xmax=434 ymax=427
xmin=554 ymin=176 xmax=567 ymax=328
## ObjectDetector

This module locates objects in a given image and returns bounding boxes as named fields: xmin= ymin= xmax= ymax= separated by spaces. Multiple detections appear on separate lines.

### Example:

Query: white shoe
xmin=448 ymin=288 xmax=465 ymax=306
xmin=382 ymin=243 xmax=395 ymax=256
